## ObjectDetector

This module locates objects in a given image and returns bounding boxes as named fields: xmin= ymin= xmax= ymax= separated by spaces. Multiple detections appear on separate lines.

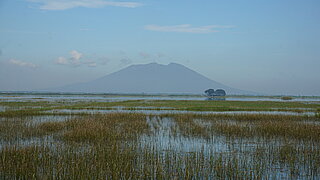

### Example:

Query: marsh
xmin=0 ymin=94 xmax=320 ymax=179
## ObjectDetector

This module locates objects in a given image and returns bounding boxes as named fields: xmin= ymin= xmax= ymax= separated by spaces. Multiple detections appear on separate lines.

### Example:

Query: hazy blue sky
xmin=0 ymin=0 xmax=319 ymax=95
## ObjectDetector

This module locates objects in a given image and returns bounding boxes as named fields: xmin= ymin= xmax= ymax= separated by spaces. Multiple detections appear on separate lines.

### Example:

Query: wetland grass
xmin=82 ymin=99 xmax=319 ymax=113
xmin=0 ymin=117 xmax=46 ymax=142
xmin=61 ymin=113 xmax=149 ymax=143
xmin=2 ymin=99 xmax=319 ymax=118
xmin=165 ymin=113 xmax=320 ymax=141
xmin=281 ymin=96 xmax=294 ymax=100
xmin=1 ymin=98 xmax=320 ymax=179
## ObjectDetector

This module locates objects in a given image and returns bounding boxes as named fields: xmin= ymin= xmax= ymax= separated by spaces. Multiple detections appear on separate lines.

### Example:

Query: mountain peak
xmin=168 ymin=62 xmax=182 ymax=66
xmin=146 ymin=62 xmax=159 ymax=65
xmin=51 ymin=62 xmax=252 ymax=95
xmin=127 ymin=62 xmax=184 ymax=70
xmin=129 ymin=62 xmax=185 ymax=68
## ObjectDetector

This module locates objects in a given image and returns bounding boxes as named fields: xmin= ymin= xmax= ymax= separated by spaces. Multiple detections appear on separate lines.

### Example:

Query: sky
xmin=0 ymin=0 xmax=320 ymax=95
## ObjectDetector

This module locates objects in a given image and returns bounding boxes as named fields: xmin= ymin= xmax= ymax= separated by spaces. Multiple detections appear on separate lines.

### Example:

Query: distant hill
xmin=48 ymin=63 xmax=254 ymax=95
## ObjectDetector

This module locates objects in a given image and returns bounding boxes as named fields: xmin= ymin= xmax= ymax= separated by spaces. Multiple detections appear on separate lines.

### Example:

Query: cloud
xmin=70 ymin=50 xmax=82 ymax=60
xmin=27 ymin=0 xmax=143 ymax=10
xmin=82 ymin=59 xmax=98 ymax=67
xmin=69 ymin=50 xmax=83 ymax=65
xmin=55 ymin=50 xmax=85 ymax=67
xmin=87 ymin=62 xmax=97 ymax=67
xmin=9 ymin=59 xmax=38 ymax=68
xmin=144 ymin=24 xmax=234 ymax=33
xmin=55 ymin=50 xmax=96 ymax=67
xmin=139 ymin=52 xmax=151 ymax=59
xmin=55 ymin=57 xmax=69 ymax=65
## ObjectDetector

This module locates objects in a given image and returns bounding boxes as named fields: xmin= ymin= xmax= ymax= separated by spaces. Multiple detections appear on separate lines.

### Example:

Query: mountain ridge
xmin=47 ymin=62 xmax=254 ymax=95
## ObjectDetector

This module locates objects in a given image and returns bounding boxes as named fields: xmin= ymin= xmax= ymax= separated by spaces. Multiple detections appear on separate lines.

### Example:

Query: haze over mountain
xmin=48 ymin=63 xmax=253 ymax=95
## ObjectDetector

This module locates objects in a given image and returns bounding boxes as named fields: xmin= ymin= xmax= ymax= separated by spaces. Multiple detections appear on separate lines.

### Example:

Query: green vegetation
xmin=61 ymin=113 xmax=148 ymax=143
xmin=281 ymin=96 xmax=294 ymax=100
xmin=1 ymin=96 xmax=320 ymax=179
xmin=1 ymin=98 xmax=319 ymax=118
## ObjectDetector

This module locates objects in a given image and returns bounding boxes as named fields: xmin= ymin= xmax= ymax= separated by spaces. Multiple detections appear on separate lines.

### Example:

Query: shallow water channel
xmin=140 ymin=116 xmax=320 ymax=179
xmin=1 ymin=94 xmax=320 ymax=103
xmin=0 ymin=112 xmax=319 ymax=179
xmin=47 ymin=108 xmax=316 ymax=116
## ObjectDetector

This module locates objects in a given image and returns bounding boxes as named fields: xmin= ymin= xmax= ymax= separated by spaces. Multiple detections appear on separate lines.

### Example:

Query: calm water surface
xmin=1 ymin=94 xmax=320 ymax=102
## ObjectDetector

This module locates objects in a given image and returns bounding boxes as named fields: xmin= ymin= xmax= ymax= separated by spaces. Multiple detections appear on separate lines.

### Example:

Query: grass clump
xmin=37 ymin=121 xmax=66 ymax=133
xmin=0 ymin=146 xmax=49 ymax=178
xmin=0 ymin=118 xmax=41 ymax=141
xmin=61 ymin=113 xmax=149 ymax=143
xmin=255 ymin=121 xmax=320 ymax=140
xmin=0 ymin=144 xmax=140 ymax=179
xmin=163 ymin=113 xmax=320 ymax=141
xmin=174 ymin=114 xmax=211 ymax=139
xmin=281 ymin=96 xmax=294 ymax=100
xmin=208 ymin=114 xmax=320 ymax=141
xmin=0 ymin=110 xmax=43 ymax=117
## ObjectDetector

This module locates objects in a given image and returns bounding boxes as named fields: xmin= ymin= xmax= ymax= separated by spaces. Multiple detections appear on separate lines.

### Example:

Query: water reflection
xmin=140 ymin=117 xmax=228 ymax=153
xmin=46 ymin=109 xmax=316 ymax=116
xmin=205 ymin=97 xmax=226 ymax=101
xmin=1 ymin=94 xmax=320 ymax=102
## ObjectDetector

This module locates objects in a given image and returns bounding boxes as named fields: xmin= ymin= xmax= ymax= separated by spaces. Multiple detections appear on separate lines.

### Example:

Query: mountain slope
xmin=50 ymin=63 xmax=253 ymax=95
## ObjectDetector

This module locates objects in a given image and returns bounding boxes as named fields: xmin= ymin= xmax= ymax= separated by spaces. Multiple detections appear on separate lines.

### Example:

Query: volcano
xmin=50 ymin=62 xmax=253 ymax=95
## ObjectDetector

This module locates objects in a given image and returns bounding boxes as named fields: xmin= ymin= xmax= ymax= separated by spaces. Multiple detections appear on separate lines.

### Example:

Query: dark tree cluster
xmin=205 ymin=89 xmax=226 ymax=97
